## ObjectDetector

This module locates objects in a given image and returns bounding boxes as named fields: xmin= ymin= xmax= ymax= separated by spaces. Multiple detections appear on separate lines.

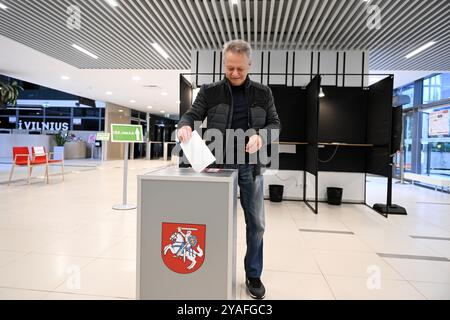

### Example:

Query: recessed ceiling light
xmin=160 ymin=110 xmax=165 ymax=113
xmin=132 ymin=76 xmax=141 ymax=81
xmin=105 ymin=0 xmax=119 ymax=7
xmin=130 ymin=100 xmax=136 ymax=103
xmin=147 ymin=106 xmax=153 ymax=109
xmin=151 ymin=43 xmax=169 ymax=59
xmin=61 ymin=76 xmax=70 ymax=80
xmin=161 ymin=92 xmax=168 ymax=96
xmin=405 ymin=41 xmax=436 ymax=59
xmin=118 ymin=109 xmax=123 ymax=113
xmin=72 ymin=44 xmax=99 ymax=59
xmin=0 ymin=3 xmax=8 ymax=10
xmin=106 ymin=91 xmax=113 ymax=95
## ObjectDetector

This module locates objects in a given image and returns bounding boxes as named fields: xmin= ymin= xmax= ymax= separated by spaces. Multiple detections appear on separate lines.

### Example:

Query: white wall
xmin=192 ymin=49 xmax=369 ymax=87
xmin=263 ymin=170 xmax=365 ymax=203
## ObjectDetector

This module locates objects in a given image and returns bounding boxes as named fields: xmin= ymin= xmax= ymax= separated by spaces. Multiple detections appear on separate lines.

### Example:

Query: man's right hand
xmin=177 ymin=126 xmax=193 ymax=143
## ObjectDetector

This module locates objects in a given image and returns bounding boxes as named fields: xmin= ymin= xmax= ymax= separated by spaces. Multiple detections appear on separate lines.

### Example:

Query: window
xmin=396 ymin=84 xmax=414 ymax=109
xmin=73 ymin=108 xmax=100 ymax=117
xmin=45 ymin=107 xmax=71 ymax=117
xmin=0 ymin=117 xmax=16 ymax=129
xmin=73 ymin=119 xmax=100 ymax=131
xmin=420 ymin=105 xmax=450 ymax=177
xmin=423 ymin=73 xmax=450 ymax=104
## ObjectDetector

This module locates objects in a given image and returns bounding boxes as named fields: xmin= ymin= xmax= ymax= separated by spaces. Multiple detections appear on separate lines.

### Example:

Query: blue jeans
xmin=225 ymin=164 xmax=265 ymax=278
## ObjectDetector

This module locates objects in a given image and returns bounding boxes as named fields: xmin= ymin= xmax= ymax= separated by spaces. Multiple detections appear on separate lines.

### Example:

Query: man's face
xmin=224 ymin=51 xmax=251 ymax=87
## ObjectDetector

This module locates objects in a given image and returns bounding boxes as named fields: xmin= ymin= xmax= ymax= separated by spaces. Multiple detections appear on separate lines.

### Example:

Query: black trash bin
xmin=327 ymin=187 xmax=343 ymax=205
xmin=269 ymin=185 xmax=284 ymax=202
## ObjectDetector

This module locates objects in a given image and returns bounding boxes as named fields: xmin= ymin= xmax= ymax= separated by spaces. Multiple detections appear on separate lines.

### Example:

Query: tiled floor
xmin=0 ymin=159 xmax=449 ymax=300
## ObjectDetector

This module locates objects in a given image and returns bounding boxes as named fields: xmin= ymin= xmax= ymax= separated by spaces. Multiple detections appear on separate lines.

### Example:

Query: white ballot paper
xmin=180 ymin=130 xmax=216 ymax=173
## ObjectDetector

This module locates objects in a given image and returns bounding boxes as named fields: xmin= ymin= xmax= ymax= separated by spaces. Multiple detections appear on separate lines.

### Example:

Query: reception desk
xmin=64 ymin=141 xmax=87 ymax=159
xmin=137 ymin=167 xmax=238 ymax=300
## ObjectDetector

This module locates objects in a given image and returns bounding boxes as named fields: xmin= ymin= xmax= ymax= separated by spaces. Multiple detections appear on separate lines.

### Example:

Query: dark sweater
xmin=231 ymin=84 xmax=249 ymax=131
xmin=230 ymin=84 xmax=249 ymax=164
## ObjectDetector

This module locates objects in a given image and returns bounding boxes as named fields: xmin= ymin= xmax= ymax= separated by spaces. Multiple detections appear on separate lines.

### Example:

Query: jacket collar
xmin=223 ymin=75 xmax=252 ymax=90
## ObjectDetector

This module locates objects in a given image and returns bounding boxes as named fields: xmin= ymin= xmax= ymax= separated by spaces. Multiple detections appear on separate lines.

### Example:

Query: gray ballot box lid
xmin=139 ymin=167 xmax=237 ymax=183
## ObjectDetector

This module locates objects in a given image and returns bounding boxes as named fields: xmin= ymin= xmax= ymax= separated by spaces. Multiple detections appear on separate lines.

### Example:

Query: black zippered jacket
xmin=178 ymin=76 xmax=281 ymax=175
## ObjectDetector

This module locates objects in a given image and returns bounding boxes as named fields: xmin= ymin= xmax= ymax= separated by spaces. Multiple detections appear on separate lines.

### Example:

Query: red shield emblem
xmin=161 ymin=222 xmax=206 ymax=274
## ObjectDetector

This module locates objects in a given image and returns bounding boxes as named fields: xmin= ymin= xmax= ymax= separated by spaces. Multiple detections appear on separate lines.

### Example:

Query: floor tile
xmin=300 ymin=232 xmax=374 ymax=253
xmin=0 ymin=253 xmax=94 ymax=291
xmin=410 ymin=281 xmax=450 ymax=300
xmin=325 ymin=275 xmax=425 ymax=300
xmin=100 ymin=236 xmax=137 ymax=260
xmin=35 ymin=233 xmax=125 ymax=258
xmin=0 ymin=287 xmax=48 ymax=300
xmin=0 ymin=251 xmax=28 ymax=268
xmin=42 ymin=291 xmax=127 ymax=300
xmin=382 ymin=258 xmax=450 ymax=283
xmin=240 ymin=271 xmax=335 ymax=300
xmin=55 ymin=258 xmax=136 ymax=299
xmin=313 ymin=250 xmax=403 ymax=279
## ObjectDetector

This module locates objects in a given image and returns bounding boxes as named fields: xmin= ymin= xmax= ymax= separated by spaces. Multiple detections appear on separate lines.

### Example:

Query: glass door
xmin=394 ymin=111 xmax=414 ymax=178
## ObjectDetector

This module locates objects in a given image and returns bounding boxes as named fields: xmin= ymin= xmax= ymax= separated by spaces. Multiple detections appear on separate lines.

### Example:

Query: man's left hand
xmin=246 ymin=135 xmax=263 ymax=154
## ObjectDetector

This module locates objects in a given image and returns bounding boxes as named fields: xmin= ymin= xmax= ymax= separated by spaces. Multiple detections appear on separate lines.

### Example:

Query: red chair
xmin=32 ymin=146 xmax=64 ymax=182
xmin=8 ymin=146 xmax=49 ymax=185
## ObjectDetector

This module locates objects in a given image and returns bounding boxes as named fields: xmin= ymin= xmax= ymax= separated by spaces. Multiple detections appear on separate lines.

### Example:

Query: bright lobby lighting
xmin=105 ymin=0 xmax=119 ymax=7
xmin=151 ymin=43 xmax=169 ymax=59
xmin=72 ymin=44 xmax=99 ymax=59
xmin=132 ymin=76 xmax=141 ymax=81
xmin=61 ymin=76 xmax=70 ymax=80
xmin=405 ymin=42 xmax=436 ymax=59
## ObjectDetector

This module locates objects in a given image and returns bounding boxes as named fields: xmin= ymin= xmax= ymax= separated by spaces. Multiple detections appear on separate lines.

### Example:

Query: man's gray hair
xmin=223 ymin=39 xmax=252 ymax=61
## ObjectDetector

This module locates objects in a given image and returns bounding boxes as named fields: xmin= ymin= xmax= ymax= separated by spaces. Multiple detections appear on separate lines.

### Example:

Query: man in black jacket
xmin=178 ymin=40 xmax=281 ymax=300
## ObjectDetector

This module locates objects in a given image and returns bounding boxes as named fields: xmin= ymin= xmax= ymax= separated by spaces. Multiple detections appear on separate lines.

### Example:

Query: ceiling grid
xmin=0 ymin=0 xmax=447 ymax=70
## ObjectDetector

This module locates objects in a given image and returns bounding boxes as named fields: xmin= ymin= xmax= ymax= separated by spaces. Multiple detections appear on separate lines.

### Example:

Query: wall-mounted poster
xmin=429 ymin=109 xmax=449 ymax=136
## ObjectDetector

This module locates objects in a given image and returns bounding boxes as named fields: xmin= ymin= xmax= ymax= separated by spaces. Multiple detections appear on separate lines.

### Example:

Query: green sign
xmin=96 ymin=132 xmax=111 ymax=141
xmin=111 ymin=124 xmax=144 ymax=143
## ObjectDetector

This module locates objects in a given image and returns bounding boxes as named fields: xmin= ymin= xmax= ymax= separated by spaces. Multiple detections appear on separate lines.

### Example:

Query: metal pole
xmin=123 ymin=143 xmax=128 ymax=205
xmin=146 ymin=113 xmax=151 ymax=160
xmin=113 ymin=142 xmax=137 ymax=210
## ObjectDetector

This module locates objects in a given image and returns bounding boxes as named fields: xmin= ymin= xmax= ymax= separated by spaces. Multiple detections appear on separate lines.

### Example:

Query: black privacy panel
xmin=305 ymin=76 xmax=320 ymax=175
xmin=269 ymin=85 xmax=306 ymax=142
xmin=318 ymin=86 xmax=368 ymax=144
xmin=269 ymin=85 xmax=306 ymax=170
xmin=366 ymin=76 xmax=394 ymax=177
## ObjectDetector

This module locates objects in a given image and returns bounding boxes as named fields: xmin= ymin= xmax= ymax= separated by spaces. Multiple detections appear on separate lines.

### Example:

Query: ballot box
xmin=137 ymin=167 xmax=238 ymax=300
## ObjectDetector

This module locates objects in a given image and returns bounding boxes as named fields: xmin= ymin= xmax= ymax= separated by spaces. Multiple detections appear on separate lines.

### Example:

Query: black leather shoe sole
xmin=246 ymin=285 xmax=266 ymax=300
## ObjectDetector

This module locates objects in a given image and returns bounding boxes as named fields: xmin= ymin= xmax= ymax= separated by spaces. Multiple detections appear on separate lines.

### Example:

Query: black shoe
xmin=246 ymin=277 xmax=266 ymax=300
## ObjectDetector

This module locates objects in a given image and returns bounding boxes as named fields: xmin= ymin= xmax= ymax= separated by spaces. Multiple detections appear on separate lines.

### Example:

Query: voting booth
xmin=137 ymin=167 xmax=238 ymax=300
